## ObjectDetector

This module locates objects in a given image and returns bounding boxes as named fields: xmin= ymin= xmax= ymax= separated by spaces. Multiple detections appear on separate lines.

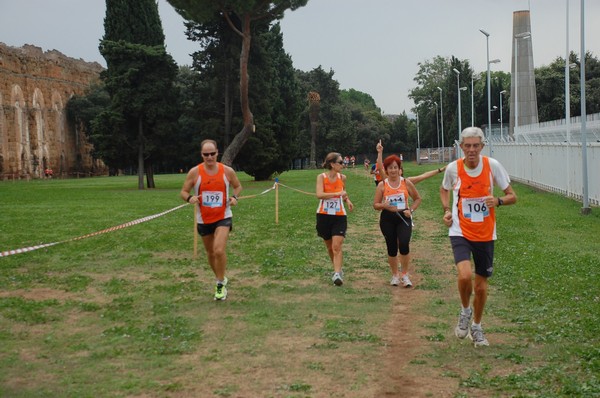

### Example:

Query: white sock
xmin=461 ymin=306 xmax=471 ymax=315
xmin=472 ymin=322 xmax=481 ymax=329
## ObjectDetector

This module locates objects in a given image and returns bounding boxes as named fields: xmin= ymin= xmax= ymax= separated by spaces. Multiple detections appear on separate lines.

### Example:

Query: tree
xmin=233 ymin=22 xmax=303 ymax=180
xmin=340 ymin=90 xmax=389 ymax=154
xmin=535 ymin=52 xmax=600 ymax=122
xmin=409 ymin=56 xmax=460 ymax=149
xmin=65 ymin=85 xmax=111 ymax=173
xmin=408 ymin=56 xmax=517 ymax=149
xmin=99 ymin=0 xmax=179 ymax=189
xmin=185 ymin=16 xmax=240 ymax=148
xmin=387 ymin=113 xmax=411 ymax=154
xmin=296 ymin=67 xmax=359 ymax=160
xmin=166 ymin=0 xmax=308 ymax=166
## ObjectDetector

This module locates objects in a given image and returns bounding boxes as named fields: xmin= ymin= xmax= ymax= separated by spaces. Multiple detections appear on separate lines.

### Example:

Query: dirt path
xmin=372 ymin=216 xmax=460 ymax=397
xmin=345 ymin=168 xmax=462 ymax=396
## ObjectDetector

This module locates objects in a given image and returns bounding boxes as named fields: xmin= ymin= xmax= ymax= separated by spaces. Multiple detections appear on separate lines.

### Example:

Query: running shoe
xmin=470 ymin=324 xmax=489 ymax=347
xmin=401 ymin=274 xmax=413 ymax=288
xmin=214 ymin=282 xmax=227 ymax=301
xmin=332 ymin=272 xmax=343 ymax=286
xmin=455 ymin=308 xmax=472 ymax=339
xmin=390 ymin=275 xmax=400 ymax=286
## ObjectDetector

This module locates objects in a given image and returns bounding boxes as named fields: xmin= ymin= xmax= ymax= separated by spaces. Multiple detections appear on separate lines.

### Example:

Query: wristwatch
xmin=497 ymin=197 xmax=504 ymax=206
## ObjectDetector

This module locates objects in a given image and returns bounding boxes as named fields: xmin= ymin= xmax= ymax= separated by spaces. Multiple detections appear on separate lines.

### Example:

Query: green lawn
xmin=0 ymin=166 xmax=598 ymax=397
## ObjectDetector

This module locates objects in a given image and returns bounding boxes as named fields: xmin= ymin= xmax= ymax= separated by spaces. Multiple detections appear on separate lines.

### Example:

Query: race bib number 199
xmin=202 ymin=191 xmax=223 ymax=208
xmin=462 ymin=197 xmax=489 ymax=222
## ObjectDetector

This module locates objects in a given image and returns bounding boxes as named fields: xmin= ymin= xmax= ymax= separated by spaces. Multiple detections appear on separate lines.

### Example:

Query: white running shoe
xmin=470 ymin=324 xmax=489 ymax=347
xmin=401 ymin=274 xmax=412 ymax=288
xmin=390 ymin=275 xmax=400 ymax=286
xmin=455 ymin=308 xmax=472 ymax=339
xmin=332 ymin=272 xmax=343 ymax=286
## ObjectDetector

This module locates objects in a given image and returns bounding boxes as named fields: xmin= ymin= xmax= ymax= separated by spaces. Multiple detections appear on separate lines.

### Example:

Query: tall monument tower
xmin=510 ymin=10 xmax=538 ymax=137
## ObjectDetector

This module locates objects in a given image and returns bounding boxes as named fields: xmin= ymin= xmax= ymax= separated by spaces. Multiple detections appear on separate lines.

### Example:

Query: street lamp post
xmin=434 ymin=101 xmax=440 ymax=150
xmin=416 ymin=110 xmax=420 ymax=160
xmin=453 ymin=68 xmax=462 ymax=141
xmin=565 ymin=0 xmax=579 ymax=200
xmin=471 ymin=74 xmax=479 ymax=127
xmin=580 ymin=0 xmax=590 ymax=214
xmin=480 ymin=29 xmax=500 ymax=156
xmin=480 ymin=29 xmax=492 ymax=155
xmin=437 ymin=86 xmax=444 ymax=162
xmin=514 ymin=31 xmax=531 ymax=133
xmin=499 ymin=90 xmax=507 ymax=141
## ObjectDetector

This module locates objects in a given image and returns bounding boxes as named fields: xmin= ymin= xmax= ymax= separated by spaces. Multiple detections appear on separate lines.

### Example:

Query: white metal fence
xmin=487 ymin=115 xmax=600 ymax=206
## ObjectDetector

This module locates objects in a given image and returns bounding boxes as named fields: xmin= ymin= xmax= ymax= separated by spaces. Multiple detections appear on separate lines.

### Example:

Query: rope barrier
xmin=237 ymin=183 xmax=277 ymax=200
xmin=2 ymin=180 xmax=317 ymax=259
xmin=277 ymin=182 xmax=317 ymax=196
xmin=0 ymin=204 xmax=188 ymax=258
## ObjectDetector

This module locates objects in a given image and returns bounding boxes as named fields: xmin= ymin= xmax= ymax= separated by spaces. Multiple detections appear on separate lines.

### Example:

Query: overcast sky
xmin=1 ymin=0 xmax=598 ymax=114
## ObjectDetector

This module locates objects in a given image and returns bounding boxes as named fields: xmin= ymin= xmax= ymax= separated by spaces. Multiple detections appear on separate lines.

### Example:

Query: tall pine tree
xmin=99 ymin=0 xmax=179 ymax=188
xmin=167 ymin=0 xmax=308 ymax=165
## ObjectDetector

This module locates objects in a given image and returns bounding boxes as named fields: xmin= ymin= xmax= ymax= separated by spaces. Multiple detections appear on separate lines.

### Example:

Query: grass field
xmin=0 ymin=165 xmax=599 ymax=397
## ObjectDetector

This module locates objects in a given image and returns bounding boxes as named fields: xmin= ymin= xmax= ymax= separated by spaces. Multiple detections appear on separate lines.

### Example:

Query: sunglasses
xmin=334 ymin=160 xmax=344 ymax=164
xmin=202 ymin=152 xmax=217 ymax=157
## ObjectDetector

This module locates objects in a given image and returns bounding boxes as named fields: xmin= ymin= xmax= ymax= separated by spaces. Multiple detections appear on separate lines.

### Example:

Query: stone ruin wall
xmin=0 ymin=42 xmax=106 ymax=179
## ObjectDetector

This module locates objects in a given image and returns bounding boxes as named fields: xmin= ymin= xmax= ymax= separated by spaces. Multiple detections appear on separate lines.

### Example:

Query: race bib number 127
xmin=323 ymin=198 xmax=341 ymax=215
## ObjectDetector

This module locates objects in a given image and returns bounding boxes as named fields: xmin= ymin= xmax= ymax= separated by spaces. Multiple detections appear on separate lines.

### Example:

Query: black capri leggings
xmin=379 ymin=210 xmax=412 ymax=257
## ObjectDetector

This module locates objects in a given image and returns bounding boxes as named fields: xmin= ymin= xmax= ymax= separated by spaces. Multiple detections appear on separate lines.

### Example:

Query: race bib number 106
xmin=462 ymin=197 xmax=489 ymax=222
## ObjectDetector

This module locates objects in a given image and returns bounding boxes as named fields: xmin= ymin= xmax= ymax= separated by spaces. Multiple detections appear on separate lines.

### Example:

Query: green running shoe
xmin=214 ymin=282 xmax=227 ymax=301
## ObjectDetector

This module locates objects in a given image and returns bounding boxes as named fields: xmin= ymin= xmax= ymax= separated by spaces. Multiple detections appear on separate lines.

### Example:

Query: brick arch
xmin=0 ymin=43 xmax=104 ymax=178
xmin=51 ymin=90 xmax=66 ymax=173
xmin=0 ymin=91 xmax=5 ymax=175
xmin=11 ymin=84 xmax=28 ymax=175
xmin=31 ymin=88 xmax=46 ymax=177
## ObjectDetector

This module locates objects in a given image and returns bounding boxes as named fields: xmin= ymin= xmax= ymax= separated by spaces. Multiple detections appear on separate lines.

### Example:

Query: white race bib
xmin=323 ymin=198 xmax=341 ymax=215
xmin=202 ymin=191 xmax=224 ymax=208
xmin=462 ymin=197 xmax=489 ymax=222
xmin=386 ymin=193 xmax=406 ymax=210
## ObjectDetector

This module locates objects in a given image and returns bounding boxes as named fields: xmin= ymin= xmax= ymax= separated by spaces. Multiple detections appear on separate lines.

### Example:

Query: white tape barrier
xmin=0 ymin=204 xmax=188 ymax=258
xmin=1 ymin=181 xmax=312 ymax=258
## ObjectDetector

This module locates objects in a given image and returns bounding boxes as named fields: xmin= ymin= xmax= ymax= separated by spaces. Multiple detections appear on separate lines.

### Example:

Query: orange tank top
xmin=456 ymin=157 xmax=496 ymax=241
xmin=383 ymin=177 xmax=409 ymax=210
xmin=194 ymin=163 xmax=232 ymax=224
xmin=316 ymin=173 xmax=347 ymax=216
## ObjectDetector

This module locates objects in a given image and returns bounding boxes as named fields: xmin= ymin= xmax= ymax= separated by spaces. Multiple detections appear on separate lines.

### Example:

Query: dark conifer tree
xmin=98 ymin=0 xmax=179 ymax=188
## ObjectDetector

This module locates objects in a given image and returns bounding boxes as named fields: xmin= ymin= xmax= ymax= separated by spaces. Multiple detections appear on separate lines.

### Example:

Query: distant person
xmin=440 ymin=127 xmax=516 ymax=347
xmin=180 ymin=139 xmax=242 ymax=301
xmin=376 ymin=140 xmax=446 ymax=184
xmin=370 ymin=163 xmax=383 ymax=187
xmin=316 ymin=152 xmax=354 ymax=286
